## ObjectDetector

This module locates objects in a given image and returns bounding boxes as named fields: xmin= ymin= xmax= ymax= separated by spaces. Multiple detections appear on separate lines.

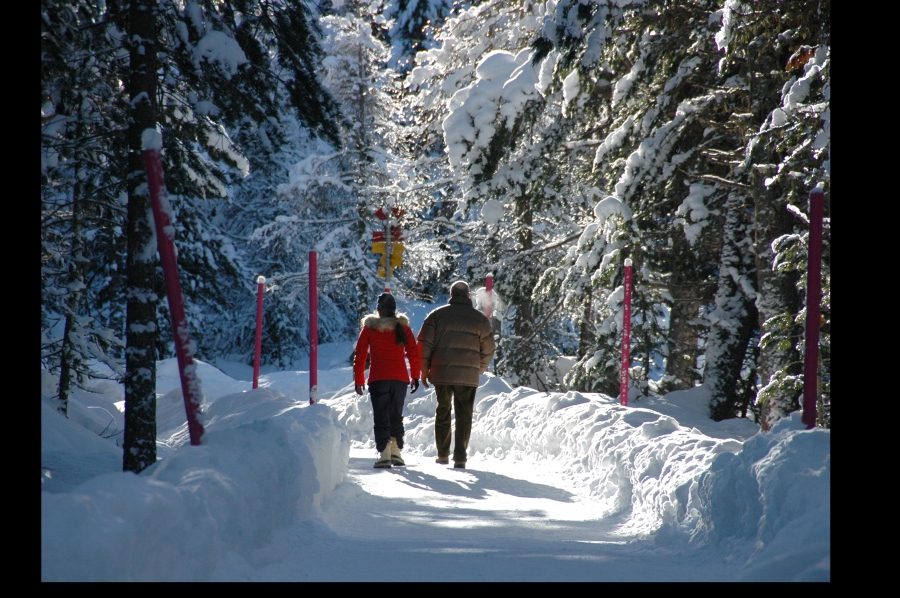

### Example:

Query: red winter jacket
xmin=353 ymin=313 xmax=421 ymax=386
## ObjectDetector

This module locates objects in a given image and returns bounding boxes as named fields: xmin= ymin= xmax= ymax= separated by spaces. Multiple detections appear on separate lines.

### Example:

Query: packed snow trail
xmin=42 ymin=350 xmax=828 ymax=581
xmin=243 ymin=446 xmax=735 ymax=582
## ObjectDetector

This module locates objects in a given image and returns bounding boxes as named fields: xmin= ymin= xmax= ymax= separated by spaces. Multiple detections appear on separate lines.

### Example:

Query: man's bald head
xmin=450 ymin=280 xmax=470 ymax=297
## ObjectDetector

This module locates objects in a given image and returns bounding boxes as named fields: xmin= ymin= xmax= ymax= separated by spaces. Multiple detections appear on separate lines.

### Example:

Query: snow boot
xmin=390 ymin=437 xmax=405 ymax=467
xmin=374 ymin=444 xmax=393 ymax=468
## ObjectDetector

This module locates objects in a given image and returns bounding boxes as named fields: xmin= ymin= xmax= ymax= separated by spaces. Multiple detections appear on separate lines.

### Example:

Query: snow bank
xmin=336 ymin=376 xmax=829 ymax=582
xmin=41 ymin=391 xmax=349 ymax=581
xmin=692 ymin=412 xmax=830 ymax=581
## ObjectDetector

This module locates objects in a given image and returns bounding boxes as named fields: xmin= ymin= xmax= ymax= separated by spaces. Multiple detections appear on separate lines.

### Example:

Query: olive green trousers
xmin=434 ymin=384 xmax=477 ymax=463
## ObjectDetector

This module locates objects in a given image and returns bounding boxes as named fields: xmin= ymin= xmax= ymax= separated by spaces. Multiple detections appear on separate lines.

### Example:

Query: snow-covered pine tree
xmin=711 ymin=0 xmax=831 ymax=428
xmin=550 ymin=196 xmax=636 ymax=396
xmin=146 ymin=0 xmax=342 ymax=364
xmin=41 ymin=0 xmax=129 ymax=416
xmin=538 ymin=0 xmax=830 ymax=426
xmin=42 ymin=0 xmax=345 ymax=469
xmin=163 ymin=0 xmax=347 ymax=368
xmin=233 ymin=0 xmax=419 ymax=367
xmin=405 ymin=0 xmax=600 ymax=388
xmin=376 ymin=0 xmax=454 ymax=75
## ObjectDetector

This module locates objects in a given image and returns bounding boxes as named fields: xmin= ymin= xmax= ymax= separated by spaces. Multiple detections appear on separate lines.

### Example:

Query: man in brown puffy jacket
xmin=417 ymin=280 xmax=495 ymax=469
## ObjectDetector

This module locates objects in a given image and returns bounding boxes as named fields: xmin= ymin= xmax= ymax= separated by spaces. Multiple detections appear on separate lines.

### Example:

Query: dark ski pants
xmin=368 ymin=379 xmax=408 ymax=452
xmin=434 ymin=384 xmax=476 ymax=463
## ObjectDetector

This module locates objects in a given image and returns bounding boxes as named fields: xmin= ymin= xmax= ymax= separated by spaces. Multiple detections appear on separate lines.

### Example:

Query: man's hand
xmin=421 ymin=369 xmax=430 ymax=389
xmin=410 ymin=378 xmax=419 ymax=393
xmin=355 ymin=384 xmax=365 ymax=396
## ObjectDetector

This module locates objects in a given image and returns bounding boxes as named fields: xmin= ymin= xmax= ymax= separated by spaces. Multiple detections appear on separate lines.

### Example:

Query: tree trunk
xmin=58 ymin=179 xmax=84 ymax=417
xmin=577 ymin=287 xmax=595 ymax=359
xmin=511 ymin=189 xmax=534 ymax=339
xmin=664 ymin=247 xmax=703 ymax=391
xmin=122 ymin=0 xmax=159 ymax=473
xmin=751 ymin=168 xmax=802 ymax=430
xmin=703 ymin=194 xmax=758 ymax=421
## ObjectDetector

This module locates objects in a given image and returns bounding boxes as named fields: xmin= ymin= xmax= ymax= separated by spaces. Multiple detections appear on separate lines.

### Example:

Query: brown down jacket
xmin=416 ymin=296 xmax=495 ymax=387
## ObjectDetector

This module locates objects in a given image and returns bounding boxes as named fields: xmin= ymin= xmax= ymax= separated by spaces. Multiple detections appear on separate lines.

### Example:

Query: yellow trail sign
xmin=372 ymin=242 xmax=404 ymax=254
xmin=378 ymin=252 xmax=402 ymax=269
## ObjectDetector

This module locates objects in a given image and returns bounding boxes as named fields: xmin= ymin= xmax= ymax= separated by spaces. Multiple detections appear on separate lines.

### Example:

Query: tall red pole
xmin=619 ymin=258 xmax=633 ymax=406
xmin=802 ymin=188 xmax=824 ymax=429
xmin=142 ymin=136 xmax=204 ymax=445
xmin=252 ymin=275 xmax=265 ymax=389
xmin=309 ymin=252 xmax=318 ymax=405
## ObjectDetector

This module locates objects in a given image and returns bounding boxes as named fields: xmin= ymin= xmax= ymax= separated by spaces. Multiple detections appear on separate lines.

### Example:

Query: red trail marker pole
xmin=141 ymin=132 xmax=204 ymax=445
xmin=619 ymin=258 xmax=633 ymax=407
xmin=252 ymin=275 xmax=265 ymax=389
xmin=802 ymin=188 xmax=824 ymax=429
xmin=309 ymin=252 xmax=318 ymax=405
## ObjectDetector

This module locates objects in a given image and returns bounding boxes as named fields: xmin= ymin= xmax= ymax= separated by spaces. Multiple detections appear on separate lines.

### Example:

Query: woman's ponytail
xmin=394 ymin=323 xmax=407 ymax=346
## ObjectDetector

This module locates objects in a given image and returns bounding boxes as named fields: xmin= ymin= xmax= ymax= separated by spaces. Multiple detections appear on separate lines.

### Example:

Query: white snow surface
xmin=41 ymin=302 xmax=829 ymax=582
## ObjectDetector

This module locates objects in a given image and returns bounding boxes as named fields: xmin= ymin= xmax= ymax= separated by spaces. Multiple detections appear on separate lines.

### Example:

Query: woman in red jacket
xmin=353 ymin=293 xmax=421 ymax=468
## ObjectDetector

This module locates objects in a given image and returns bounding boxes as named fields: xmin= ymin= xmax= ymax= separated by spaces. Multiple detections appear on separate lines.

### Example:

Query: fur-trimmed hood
xmin=361 ymin=313 xmax=410 ymax=331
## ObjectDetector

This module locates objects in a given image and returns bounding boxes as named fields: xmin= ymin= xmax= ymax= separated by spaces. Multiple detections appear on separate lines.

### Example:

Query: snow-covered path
xmin=245 ymin=447 xmax=733 ymax=582
xmin=42 ymin=345 xmax=829 ymax=582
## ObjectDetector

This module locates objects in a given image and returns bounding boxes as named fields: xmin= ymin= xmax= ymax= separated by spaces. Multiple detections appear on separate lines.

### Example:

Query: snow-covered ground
xmin=41 ymin=301 xmax=829 ymax=582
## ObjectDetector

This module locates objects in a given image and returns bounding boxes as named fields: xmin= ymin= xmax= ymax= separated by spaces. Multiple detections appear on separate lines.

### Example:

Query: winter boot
xmin=374 ymin=444 xmax=393 ymax=468
xmin=390 ymin=437 xmax=405 ymax=467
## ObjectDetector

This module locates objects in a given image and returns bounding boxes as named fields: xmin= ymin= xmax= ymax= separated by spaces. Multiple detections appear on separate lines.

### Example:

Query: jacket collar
xmin=362 ymin=313 xmax=410 ymax=330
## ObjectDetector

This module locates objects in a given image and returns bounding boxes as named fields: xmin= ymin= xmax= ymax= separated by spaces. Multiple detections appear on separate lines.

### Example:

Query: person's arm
xmin=404 ymin=326 xmax=421 ymax=392
xmin=417 ymin=316 xmax=435 ymax=387
xmin=404 ymin=326 xmax=421 ymax=380
xmin=352 ymin=327 xmax=369 ymax=387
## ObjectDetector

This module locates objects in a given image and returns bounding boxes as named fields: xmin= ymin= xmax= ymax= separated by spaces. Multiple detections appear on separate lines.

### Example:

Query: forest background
xmin=40 ymin=0 xmax=830 ymax=473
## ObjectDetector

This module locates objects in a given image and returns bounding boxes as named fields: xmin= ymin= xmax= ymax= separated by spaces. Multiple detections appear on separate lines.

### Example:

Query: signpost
xmin=373 ymin=206 xmax=404 ymax=291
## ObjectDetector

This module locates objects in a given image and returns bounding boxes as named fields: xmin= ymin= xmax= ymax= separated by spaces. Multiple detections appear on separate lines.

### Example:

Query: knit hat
xmin=377 ymin=292 xmax=396 ymax=316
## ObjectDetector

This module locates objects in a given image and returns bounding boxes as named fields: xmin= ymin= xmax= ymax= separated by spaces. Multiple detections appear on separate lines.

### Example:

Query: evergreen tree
xmin=42 ymin=0 xmax=831 ymax=432
xmin=41 ymin=0 xmax=129 ymax=417
xmin=533 ymin=0 xmax=830 ymax=426
xmin=41 ymin=0 xmax=345 ymax=468
xmin=227 ymin=1 xmax=417 ymax=369
xmin=405 ymin=0 xmax=596 ymax=387
xmin=712 ymin=0 xmax=830 ymax=427
xmin=377 ymin=0 xmax=454 ymax=74
xmin=147 ymin=0 xmax=343 ymax=362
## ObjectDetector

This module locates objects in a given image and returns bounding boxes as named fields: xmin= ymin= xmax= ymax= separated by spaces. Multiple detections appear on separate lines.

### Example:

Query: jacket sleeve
xmin=404 ymin=326 xmax=421 ymax=379
xmin=353 ymin=327 xmax=369 ymax=386
xmin=479 ymin=317 xmax=496 ymax=373
xmin=417 ymin=315 xmax=435 ymax=371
